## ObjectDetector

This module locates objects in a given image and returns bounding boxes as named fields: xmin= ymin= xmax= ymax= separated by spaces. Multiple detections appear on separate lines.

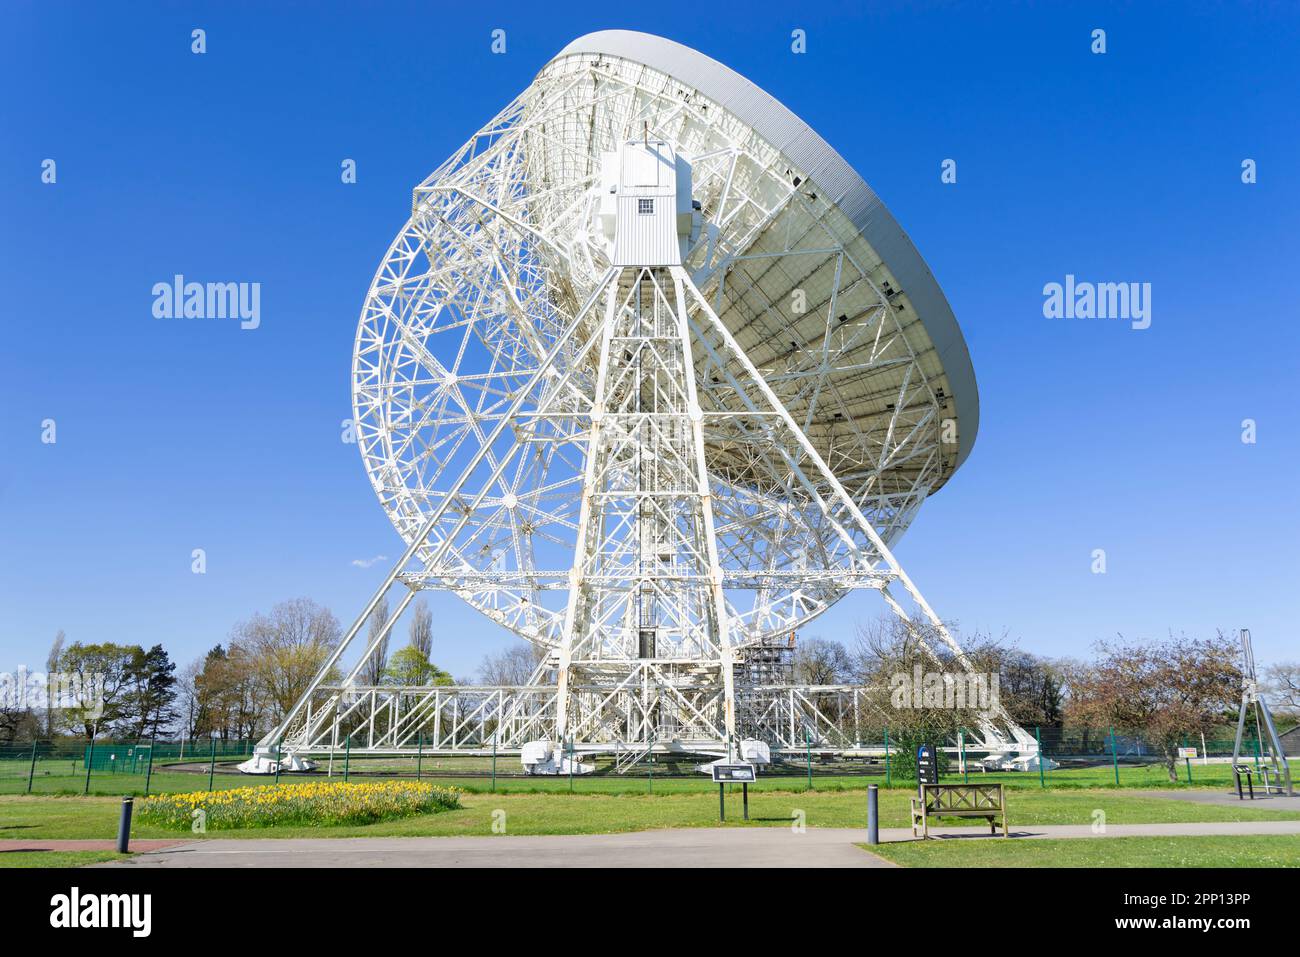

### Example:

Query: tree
xmin=121 ymin=644 xmax=177 ymax=740
xmin=216 ymin=644 xmax=267 ymax=740
xmin=194 ymin=643 xmax=269 ymax=741
xmin=408 ymin=599 xmax=433 ymax=660
xmin=850 ymin=616 xmax=991 ymax=761
xmin=233 ymin=598 xmax=341 ymax=726
xmin=45 ymin=630 xmax=65 ymax=738
xmin=477 ymin=643 xmax=542 ymax=686
xmin=793 ymin=637 xmax=852 ymax=685
xmin=54 ymin=642 xmax=143 ymax=739
xmin=1067 ymin=633 xmax=1241 ymax=781
xmin=175 ymin=658 xmax=203 ymax=741
xmin=1263 ymin=662 xmax=1300 ymax=720
xmin=0 ymin=667 xmax=39 ymax=744
xmin=360 ymin=596 xmax=391 ymax=687
xmin=978 ymin=648 xmax=1064 ymax=729
xmin=854 ymin=616 xmax=1068 ymax=732
xmin=192 ymin=645 xmax=229 ymax=738
xmin=0 ymin=699 xmax=39 ymax=745
xmin=385 ymin=647 xmax=454 ymax=687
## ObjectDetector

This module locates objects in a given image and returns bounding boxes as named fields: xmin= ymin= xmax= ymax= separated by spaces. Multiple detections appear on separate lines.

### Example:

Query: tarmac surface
xmin=1134 ymin=788 xmax=1300 ymax=810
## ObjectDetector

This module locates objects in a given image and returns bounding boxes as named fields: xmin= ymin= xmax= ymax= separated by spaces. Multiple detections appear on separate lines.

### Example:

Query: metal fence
xmin=0 ymin=739 xmax=256 ymax=796
xmin=0 ymin=727 xmax=1287 ymax=797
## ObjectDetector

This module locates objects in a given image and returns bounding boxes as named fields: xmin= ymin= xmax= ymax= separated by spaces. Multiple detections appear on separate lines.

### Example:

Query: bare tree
xmin=852 ymin=615 xmax=947 ymax=681
xmin=408 ymin=599 xmax=433 ymax=659
xmin=0 ymin=700 xmax=39 ymax=745
xmin=792 ymin=637 xmax=852 ymax=685
xmin=478 ymin=643 xmax=542 ymax=686
xmin=360 ymin=595 xmax=391 ymax=687
xmin=854 ymin=616 xmax=1065 ymax=730
xmin=1264 ymin=662 xmax=1300 ymax=718
xmin=234 ymin=598 xmax=341 ymax=725
xmin=176 ymin=658 xmax=203 ymax=741
xmin=45 ymin=630 xmax=64 ymax=738
xmin=214 ymin=643 xmax=269 ymax=740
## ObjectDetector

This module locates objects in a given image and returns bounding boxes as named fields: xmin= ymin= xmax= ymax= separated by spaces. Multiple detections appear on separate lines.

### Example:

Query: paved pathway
xmin=1134 ymin=789 xmax=1300 ymax=810
xmin=90 ymin=820 xmax=1300 ymax=868
xmin=99 ymin=828 xmax=895 ymax=868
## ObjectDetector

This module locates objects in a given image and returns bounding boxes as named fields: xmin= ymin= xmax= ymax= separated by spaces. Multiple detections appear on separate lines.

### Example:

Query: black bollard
xmin=866 ymin=784 xmax=879 ymax=845
xmin=117 ymin=797 xmax=133 ymax=853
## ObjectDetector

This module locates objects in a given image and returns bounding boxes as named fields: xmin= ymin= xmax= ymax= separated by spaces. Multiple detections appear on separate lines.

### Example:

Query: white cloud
xmin=351 ymin=555 xmax=387 ymax=569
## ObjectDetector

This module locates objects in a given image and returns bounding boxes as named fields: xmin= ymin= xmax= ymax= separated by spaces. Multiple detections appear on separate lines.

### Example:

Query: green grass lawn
xmin=864 ymin=834 xmax=1300 ymax=868
xmin=0 ymin=850 xmax=125 ymax=868
xmin=3 ymin=785 xmax=1298 ymax=842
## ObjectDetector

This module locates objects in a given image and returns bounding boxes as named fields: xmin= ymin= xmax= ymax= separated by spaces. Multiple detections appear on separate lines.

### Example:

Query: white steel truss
xmin=248 ymin=44 xmax=1035 ymax=768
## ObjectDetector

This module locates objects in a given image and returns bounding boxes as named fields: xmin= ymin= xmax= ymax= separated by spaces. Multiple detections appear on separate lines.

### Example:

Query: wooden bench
xmin=910 ymin=783 xmax=1008 ymax=838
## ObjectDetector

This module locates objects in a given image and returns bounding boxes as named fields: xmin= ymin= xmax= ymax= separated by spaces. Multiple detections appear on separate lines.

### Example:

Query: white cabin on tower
xmin=598 ymin=138 xmax=699 ymax=266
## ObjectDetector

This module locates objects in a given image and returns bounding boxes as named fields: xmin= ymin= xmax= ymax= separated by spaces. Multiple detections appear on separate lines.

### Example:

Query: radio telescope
xmin=246 ymin=30 xmax=1034 ymax=773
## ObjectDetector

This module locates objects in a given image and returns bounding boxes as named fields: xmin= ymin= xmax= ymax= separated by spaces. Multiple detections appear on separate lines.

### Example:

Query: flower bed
xmin=136 ymin=780 xmax=462 ymax=830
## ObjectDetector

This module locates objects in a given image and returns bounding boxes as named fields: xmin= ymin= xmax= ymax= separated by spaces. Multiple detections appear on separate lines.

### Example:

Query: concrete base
xmin=236 ymin=751 xmax=318 ymax=775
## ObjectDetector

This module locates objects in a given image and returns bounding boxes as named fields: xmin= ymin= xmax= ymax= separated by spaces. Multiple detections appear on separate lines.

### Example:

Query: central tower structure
xmin=555 ymin=140 xmax=740 ymax=750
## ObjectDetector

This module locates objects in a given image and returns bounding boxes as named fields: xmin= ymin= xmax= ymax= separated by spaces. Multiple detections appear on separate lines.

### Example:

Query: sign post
xmin=915 ymin=744 xmax=938 ymax=799
xmin=712 ymin=763 xmax=756 ymax=822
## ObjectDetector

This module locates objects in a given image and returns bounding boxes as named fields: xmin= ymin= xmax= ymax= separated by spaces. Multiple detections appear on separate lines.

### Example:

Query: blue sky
xmin=2 ymin=0 xmax=1297 ymax=678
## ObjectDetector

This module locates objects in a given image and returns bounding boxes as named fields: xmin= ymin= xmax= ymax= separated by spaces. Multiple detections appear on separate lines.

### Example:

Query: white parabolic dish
xmin=351 ymin=30 xmax=980 ymax=654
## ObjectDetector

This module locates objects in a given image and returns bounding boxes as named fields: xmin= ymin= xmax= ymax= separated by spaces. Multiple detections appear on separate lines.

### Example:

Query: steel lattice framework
xmin=248 ymin=32 xmax=1035 ymax=771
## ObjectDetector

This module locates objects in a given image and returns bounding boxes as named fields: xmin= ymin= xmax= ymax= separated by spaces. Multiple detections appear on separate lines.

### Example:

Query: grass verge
xmin=862 ymin=834 xmax=1300 ymax=867
xmin=0 ymin=850 xmax=124 ymax=868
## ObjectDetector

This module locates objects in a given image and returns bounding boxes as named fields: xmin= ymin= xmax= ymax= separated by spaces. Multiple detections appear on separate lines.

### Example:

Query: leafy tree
xmin=121 ymin=644 xmax=177 ymax=739
xmin=54 ymin=642 xmax=143 ymax=739
xmin=883 ymin=723 xmax=954 ymax=784
xmin=385 ymin=647 xmax=454 ymax=687
xmin=1067 ymin=633 xmax=1240 ymax=781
